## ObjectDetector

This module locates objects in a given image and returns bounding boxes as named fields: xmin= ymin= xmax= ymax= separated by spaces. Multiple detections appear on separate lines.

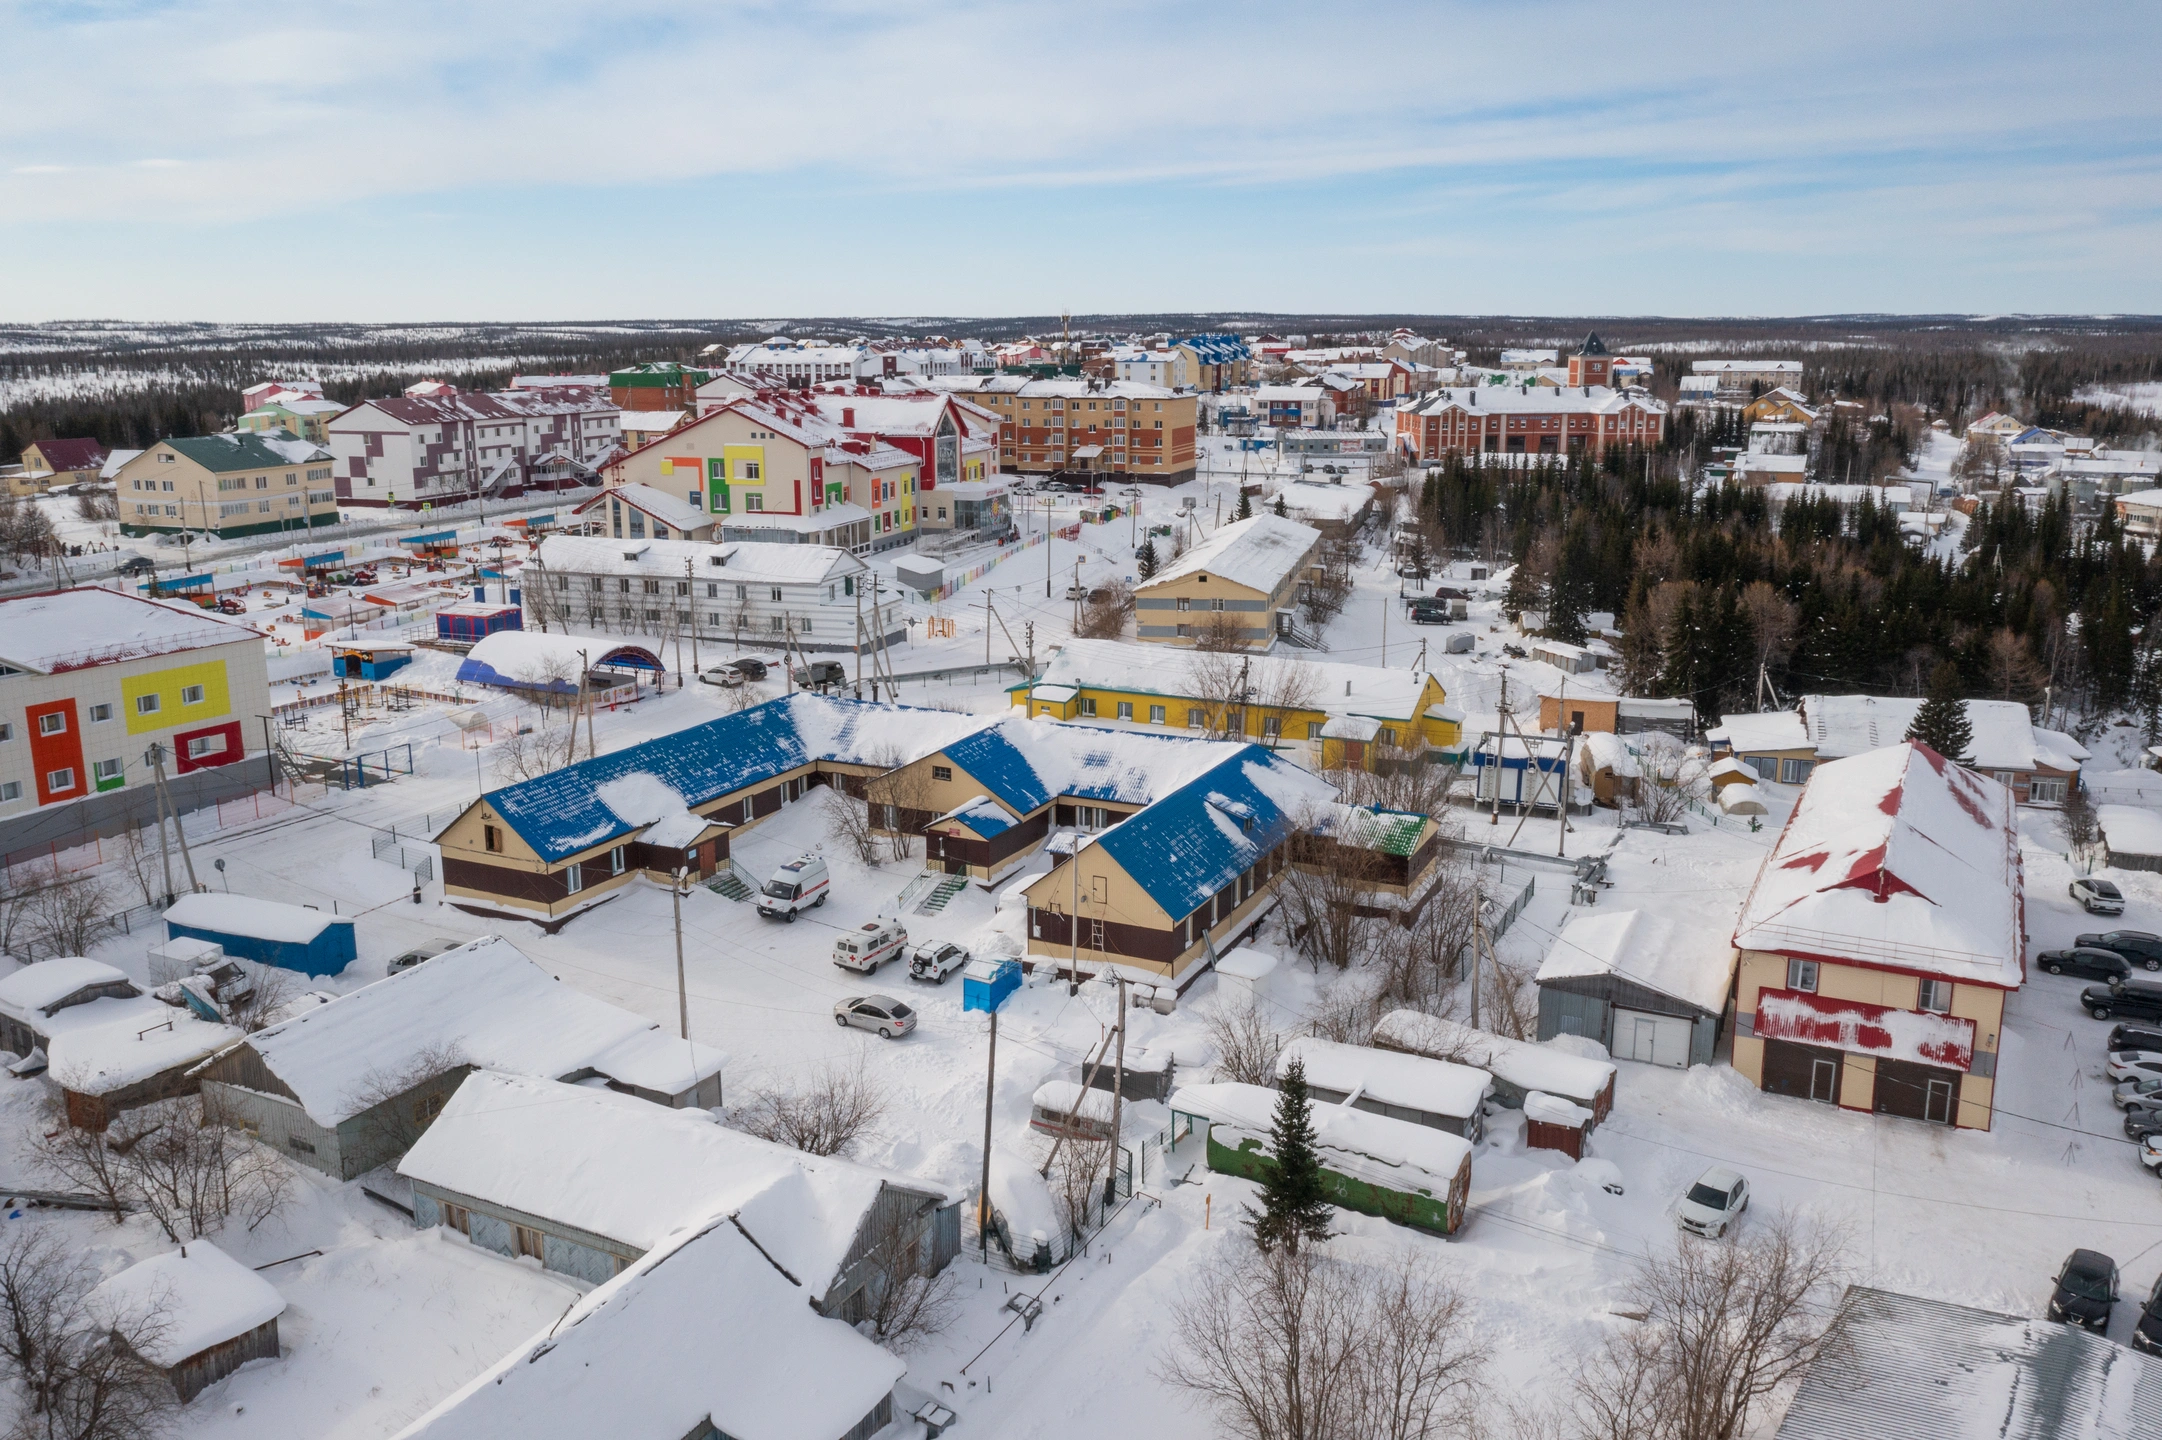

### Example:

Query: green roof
xmin=607 ymin=363 xmax=713 ymax=388
xmin=1333 ymin=806 xmax=1428 ymax=856
xmin=163 ymin=433 xmax=326 ymax=473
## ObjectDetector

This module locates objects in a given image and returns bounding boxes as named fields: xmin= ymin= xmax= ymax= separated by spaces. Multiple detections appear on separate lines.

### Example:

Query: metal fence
xmin=369 ymin=834 xmax=436 ymax=884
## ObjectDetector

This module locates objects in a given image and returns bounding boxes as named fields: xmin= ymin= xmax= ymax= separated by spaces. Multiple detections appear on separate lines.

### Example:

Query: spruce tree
xmin=1136 ymin=538 xmax=1159 ymax=579
xmin=1235 ymin=489 xmax=1253 ymax=522
xmin=1251 ymin=1059 xmax=1332 ymax=1254
xmin=1273 ymin=495 xmax=1289 ymax=519
xmin=1906 ymin=661 xmax=1974 ymax=764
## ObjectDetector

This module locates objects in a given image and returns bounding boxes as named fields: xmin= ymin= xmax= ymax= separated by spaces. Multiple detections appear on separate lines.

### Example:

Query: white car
xmin=1677 ymin=1166 xmax=1749 ymax=1238
xmin=2071 ymin=877 xmax=2127 ymax=916
xmin=2143 ymin=1135 xmax=2162 ymax=1174
xmin=2106 ymin=1051 xmax=2162 ymax=1084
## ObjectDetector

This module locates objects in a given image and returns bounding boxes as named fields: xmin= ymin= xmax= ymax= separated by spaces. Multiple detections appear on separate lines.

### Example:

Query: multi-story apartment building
xmin=112 ymin=434 xmax=339 ymax=538
xmin=606 ymin=363 xmax=713 ymax=412
xmin=929 ymin=376 xmax=1197 ymax=484
xmin=1691 ymin=357 xmax=1806 ymax=396
xmin=525 ymin=533 xmax=903 ymax=655
xmin=236 ymin=382 xmax=347 ymax=444
xmin=1394 ymin=383 xmax=1669 ymax=462
xmin=1171 ymin=334 xmax=1255 ymax=391
xmin=326 ymin=386 xmax=621 ymax=509
xmin=1115 ymin=349 xmax=1190 ymax=389
xmin=1131 ymin=514 xmax=1323 ymax=648
xmin=0 ymin=589 xmax=269 ymax=822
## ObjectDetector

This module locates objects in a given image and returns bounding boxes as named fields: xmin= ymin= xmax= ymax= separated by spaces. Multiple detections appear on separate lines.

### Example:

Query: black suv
xmin=2049 ymin=1249 xmax=2119 ymax=1331
xmin=2134 ymin=1275 xmax=2162 ymax=1356
xmin=2083 ymin=983 xmax=2162 ymax=1023
xmin=2038 ymin=948 xmax=2134 ymax=986
xmin=2110 ymin=1023 xmax=2162 ymax=1054
xmin=2077 ymin=931 xmax=2162 ymax=972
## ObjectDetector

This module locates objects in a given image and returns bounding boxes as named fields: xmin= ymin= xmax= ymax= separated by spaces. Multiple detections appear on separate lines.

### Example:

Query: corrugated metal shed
xmin=1775 ymin=1286 xmax=2162 ymax=1439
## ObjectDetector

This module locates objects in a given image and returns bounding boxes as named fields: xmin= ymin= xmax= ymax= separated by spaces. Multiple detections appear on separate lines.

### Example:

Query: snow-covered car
xmin=2071 ymin=877 xmax=2127 ymax=916
xmin=907 ymin=941 xmax=970 ymax=984
xmin=833 ymin=994 xmax=915 ymax=1039
xmin=1676 ymin=1167 xmax=1749 ymax=1238
xmin=2105 ymin=1051 xmax=2162 ymax=1084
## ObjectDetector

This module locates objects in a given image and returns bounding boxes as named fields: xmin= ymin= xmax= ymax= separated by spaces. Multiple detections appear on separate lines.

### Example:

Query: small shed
xmin=1575 ymin=732 xmax=1641 ymax=808
xmin=435 ymin=601 xmax=522 ymax=644
xmin=87 ymin=1242 xmax=284 ymax=1403
xmin=1716 ymin=781 xmax=1769 ymax=816
xmin=46 ymin=1009 xmax=246 ymax=1130
xmin=1214 ymin=946 xmax=1278 ymax=1007
xmin=1276 ymin=1036 xmax=1491 ymax=1141
xmin=1530 ymin=639 xmax=1598 ymax=674
xmin=962 ymin=957 xmax=1021 ymax=1013
xmin=164 ymin=893 xmax=356 ymax=977
xmin=1370 ymin=1010 xmax=1616 ymax=1123
xmin=1522 ymin=1091 xmax=1594 ymax=1160
xmin=892 ymin=555 xmax=944 ymax=596
xmin=1705 ymin=756 xmax=1759 ymax=794
xmin=1535 ymin=908 xmax=1732 ymax=1069
xmin=333 ymin=641 xmax=413 ymax=682
xmin=1030 ymin=1080 xmax=1117 ymax=1140
xmin=2099 ymin=805 xmax=2162 ymax=873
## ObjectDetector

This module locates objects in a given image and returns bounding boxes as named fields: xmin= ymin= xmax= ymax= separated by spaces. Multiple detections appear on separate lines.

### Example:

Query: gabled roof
xmin=162 ymin=432 xmax=330 ymax=473
xmin=939 ymin=716 xmax=1254 ymax=816
xmin=1398 ymin=386 xmax=1668 ymax=418
xmin=24 ymin=437 xmax=107 ymax=471
xmin=1034 ymin=639 xmax=1451 ymax=725
xmin=569 ymin=483 xmax=708 ymax=533
xmin=1733 ymin=743 xmax=2024 ymax=986
xmin=1798 ymin=694 xmax=2085 ymax=771
xmin=1537 ymin=907 xmax=1736 ymax=1016
xmin=0 ymin=587 xmax=263 ymax=674
xmin=1139 ymin=514 xmax=1320 ymax=596
xmin=85 ymin=1242 xmax=285 ymax=1370
xmin=1091 ymin=746 xmax=1335 ymax=919
xmin=484 ymin=694 xmax=992 ymax=863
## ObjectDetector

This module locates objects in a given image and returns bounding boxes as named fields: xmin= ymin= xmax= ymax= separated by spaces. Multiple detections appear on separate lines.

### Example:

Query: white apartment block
xmin=326 ymin=385 xmax=621 ymax=509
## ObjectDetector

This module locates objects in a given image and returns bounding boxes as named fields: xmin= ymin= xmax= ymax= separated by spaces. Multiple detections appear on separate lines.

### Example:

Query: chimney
xmin=842 ymin=407 xmax=855 ymax=427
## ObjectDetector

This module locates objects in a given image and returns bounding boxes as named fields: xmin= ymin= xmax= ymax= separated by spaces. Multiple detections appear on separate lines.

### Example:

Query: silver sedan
xmin=834 ymin=994 xmax=916 ymax=1039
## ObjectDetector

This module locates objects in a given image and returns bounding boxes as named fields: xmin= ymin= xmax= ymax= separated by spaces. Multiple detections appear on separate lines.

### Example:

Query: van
xmin=834 ymin=919 xmax=908 ymax=973
xmin=756 ymin=853 xmax=831 ymax=920
xmin=794 ymin=661 xmax=847 ymax=691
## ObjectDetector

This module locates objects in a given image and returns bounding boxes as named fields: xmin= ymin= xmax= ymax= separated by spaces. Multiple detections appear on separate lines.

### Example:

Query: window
xmin=1175 ymin=624 xmax=1192 ymax=638
xmin=92 ymin=758 xmax=122 ymax=783
xmin=186 ymin=733 xmax=227 ymax=759
xmin=565 ymin=862 xmax=583 ymax=894
xmin=1187 ymin=707 xmax=1205 ymax=729
xmin=286 ymin=1135 xmax=316 ymax=1155
xmin=37 ymin=712 xmax=66 ymax=736
xmin=133 ymin=692 xmax=162 ymax=717
xmin=1149 ymin=705 xmax=1165 ymax=724
xmin=46 ymin=767 xmax=75 ymax=793
xmin=1918 ymin=979 xmax=1953 ymax=1014
xmin=770 ymin=616 xmax=785 ymax=632
xmin=2029 ymin=777 xmax=2067 ymax=804
xmin=0 ymin=782 xmax=16 ymax=802
xmin=932 ymin=765 xmax=952 ymax=782
xmin=181 ymin=684 xmax=204 ymax=705
xmin=415 ymin=1091 xmax=446 ymax=1123
xmin=609 ymin=845 xmax=626 ymax=875
xmin=484 ymin=824 xmax=503 ymax=853
xmin=439 ymin=1202 xmax=470 ymax=1235
xmin=1262 ymin=715 xmax=1282 ymax=737
xmin=1307 ymin=720 xmax=1325 ymax=740
xmin=0 ymin=723 xmax=10 ymax=742
xmin=1787 ymin=959 xmax=1819 ymax=992
xmin=1080 ymin=698 xmax=1098 ymax=717
xmin=1116 ymin=701 xmax=1133 ymax=720
xmin=1210 ymin=597 xmax=1225 ymax=612
xmin=514 ymin=1225 xmax=546 ymax=1260
xmin=1175 ymin=597 xmax=1191 ymax=612
xmin=1778 ymin=757 xmax=1814 ymax=785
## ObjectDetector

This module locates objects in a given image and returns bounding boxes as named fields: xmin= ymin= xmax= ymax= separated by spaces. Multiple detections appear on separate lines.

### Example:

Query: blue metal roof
xmin=1095 ymin=747 xmax=1318 ymax=921
xmin=483 ymin=695 xmax=987 ymax=862
xmin=940 ymin=725 xmax=1244 ymax=815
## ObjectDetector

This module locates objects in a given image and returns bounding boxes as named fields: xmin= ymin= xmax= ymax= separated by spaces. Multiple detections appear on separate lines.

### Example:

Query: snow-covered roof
xmin=1169 ymin=1080 xmax=1472 ymax=1197
xmin=165 ymin=893 xmax=345 ymax=946
xmin=1277 ymin=1036 xmax=1490 ymax=1120
xmin=1036 ymin=639 xmax=1453 ymax=725
xmin=1716 ymin=782 xmax=1769 ymax=815
xmin=454 ymin=629 xmax=663 ymax=695
xmin=2099 ymin=805 xmax=2162 ymax=859
xmin=1539 ymin=908 xmax=1736 ymax=1016
xmin=484 ymin=694 xmax=991 ymax=863
xmin=85 ymin=1242 xmax=286 ymax=1370
xmin=0 ymin=958 xmax=135 ymax=1018
xmin=1214 ymin=946 xmax=1278 ymax=982
xmin=1272 ymin=479 xmax=1377 ymax=523
xmin=1397 ymin=385 xmax=1667 ymax=418
xmin=395 ymin=1206 xmax=903 ymax=1440
xmin=1733 ymin=744 xmax=2023 ymax=986
xmin=1709 ymin=711 xmax=1811 ymax=754
xmin=593 ymin=771 xmax=717 ymax=851
xmin=1523 ymin=1091 xmax=1594 ymax=1128
xmin=400 ymin=1071 xmax=934 ymax=1286
xmin=0 ymin=588 xmax=263 ymax=675
xmin=238 ymin=939 xmax=726 ymax=1127
xmin=1139 ymin=514 xmax=1321 ymax=597
xmin=1088 ymin=749 xmax=1336 ymax=921
xmin=1370 ymin=1011 xmax=1615 ymax=1106
xmin=98 ymin=448 xmax=144 ymax=480
xmin=1775 ymin=1286 xmax=2162 ymax=1439
xmin=535 ymin=533 xmax=856 ymax=585
xmin=1578 ymin=731 xmax=1640 ymax=777
xmin=46 ymin=1010 xmax=244 ymax=1096
xmin=1691 ymin=359 xmax=1803 ymax=376
xmin=1800 ymin=694 xmax=2082 ymax=772
xmin=569 ymin=483 xmax=705 ymax=533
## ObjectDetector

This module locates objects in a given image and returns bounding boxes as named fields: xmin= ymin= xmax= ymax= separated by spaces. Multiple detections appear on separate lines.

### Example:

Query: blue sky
xmin=3 ymin=0 xmax=2159 ymax=321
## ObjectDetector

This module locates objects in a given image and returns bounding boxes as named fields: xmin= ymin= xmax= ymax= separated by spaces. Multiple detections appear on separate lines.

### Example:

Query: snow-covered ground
xmin=7 ymin=444 xmax=2161 ymax=1435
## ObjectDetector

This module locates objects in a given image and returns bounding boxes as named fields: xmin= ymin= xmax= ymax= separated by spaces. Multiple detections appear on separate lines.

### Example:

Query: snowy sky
xmin=3 ymin=0 xmax=2159 ymax=321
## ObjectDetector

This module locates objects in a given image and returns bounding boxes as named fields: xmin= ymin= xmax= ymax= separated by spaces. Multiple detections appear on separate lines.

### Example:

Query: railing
xmin=370 ymin=834 xmax=436 ymax=884
xmin=887 ymin=871 xmax=940 ymax=917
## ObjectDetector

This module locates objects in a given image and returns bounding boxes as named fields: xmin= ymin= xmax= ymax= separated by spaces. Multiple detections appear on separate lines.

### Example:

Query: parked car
xmin=700 ymin=657 xmax=767 ymax=687
xmin=2112 ymin=1075 xmax=2162 ymax=1110
xmin=2133 ymin=1273 xmax=2162 ymax=1356
xmin=833 ymin=994 xmax=915 ymax=1039
xmin=2070 ymin=877 xmax=2127 ymax=915
xmin=389 ymin=937 xmax=464 ymax=973
xmin=2126 ymin=1109 xmax=2162 ymax=1142
xmin=793 ymin=660 xmax=847 ymax=691
xmin=908 ymin=941 xmax=970 ymax=984
xmin=2082 ymin=984 xmax=2162 ymax=1022
xmin=756 ymin=854 xmax=830 ymax=920
xmin=1406 ymin=604 xmax=1450 ymax=626
xmin=2110 ymin=1023 xmax=2162 ymax=1053
xmin=1676 ymin=1167 xmax=1749 ymax=1238
xmin=2079 ymin=931 xmax=2162 ymax=972
xmin=2038 ymin=947 xmax=2134 ymax=986
xmin=115 ymin=555 xmax=156 ymax=577
xmin=2143 ymin=1137 xmax=2162 ymax=1178
xmin=2048 ymin=1249 xmax=2119 ymax=1331
xmin=1432 ymin=586 xmax=1473 ymax=602
xmin=2107 ymin=1051 xmax=2162 ymax=1084
xmin=833 ymin=919 xmax=908 ymax=973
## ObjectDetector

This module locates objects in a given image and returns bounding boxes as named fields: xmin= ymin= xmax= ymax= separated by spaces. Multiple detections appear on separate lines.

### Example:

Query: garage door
xmin=1874 ymin=1057 xmax=1961 ymax=1125
xmin=1613 ymin=1009 xmax=1693 ymax=1068
xmin=1761 ymin=1038 xmax=1843 ymax=1105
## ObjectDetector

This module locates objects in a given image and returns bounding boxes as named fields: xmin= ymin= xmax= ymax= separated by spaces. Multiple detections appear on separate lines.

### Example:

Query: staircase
xmin=1275 ymin=620 xmax=1323 ymax=649
xmin=705 ymin=861 xmax=759 ymax=902
xmin=913 ymin=874 xmax=969 ymax=915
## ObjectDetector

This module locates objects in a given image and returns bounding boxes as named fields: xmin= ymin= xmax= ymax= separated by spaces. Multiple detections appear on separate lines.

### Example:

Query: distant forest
xmin=3 ymin=313 xmax=2158 ymax=460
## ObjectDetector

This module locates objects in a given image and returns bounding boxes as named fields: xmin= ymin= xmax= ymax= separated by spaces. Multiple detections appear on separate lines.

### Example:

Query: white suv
xmin=1677 ymin=1167 xmax=1749 ymax=1238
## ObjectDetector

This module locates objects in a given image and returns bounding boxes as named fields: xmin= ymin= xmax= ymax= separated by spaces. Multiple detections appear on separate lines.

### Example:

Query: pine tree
xmin=1905 ymin=661 xmax=1974 ymax=764
xmin=1235 ymin=489 xmax=1253 ymax=522
xmin=1250 ymin=1059 xmax=1332 ymax=1254
xmin=1136 ymin=538 xmax=1159 ymax=579
xmin=1272 ymin=495 xmax=1289 ymax=519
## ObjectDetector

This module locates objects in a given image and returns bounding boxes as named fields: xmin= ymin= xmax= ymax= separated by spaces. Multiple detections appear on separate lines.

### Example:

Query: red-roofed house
xmin=1730 ymin=742 xmax=2024 ymax=1130
xmin=9 ymin=438 xmax=110 ymax=496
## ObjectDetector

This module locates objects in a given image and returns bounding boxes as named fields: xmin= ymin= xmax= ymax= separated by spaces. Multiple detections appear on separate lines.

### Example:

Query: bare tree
xmin=1192 ymin=608 xmax=1256 ymax=654
xmin=0 ymin=1229 xmax=89 ymax=1416
xmin=0 ymin=1226 xmax=175 ymax=1440
xmin=1562 ymin=1212 xmax=1849 ymax=1440
xmin=864 ymin=750 xmax=933 ymax=861
xmin=114 ymin=1096 xmax=292 ymax=1243
xmin=71 ymin=491 xmax=118 ymax=524
xmin=216 ymin=966 xmax=296 ymax=1035
xmin=1355 ymin=1253 xmax=1486 ymax=1440
xmin=31 ymin=1101 xmax=136 ymax=1221
xmin=1985 ymin=627 xmax=2045 ymax=703
xmin=1202 ymin=998 xmax=1285 ymax=1086
xmin=490 ymin=721 xmax=577 ymax=784
xmin=851 ymin=1204 xmax=960 ymax=1352
xmin=342 ymin=1041 xmax=469 ymax=1165
xmin=1047 ymin=1134 xmax=1111 ymax=1246
xmin=1303 ymin=979 xmax=1388 ymax=1045
xmin=1738 ymin=582 xmax=1799 ymax=685
xmin=1279 ymin=816 xmax=1388 ymax=973
xmin=1384 ymin=853 xmax=1481 ymax=1012
xmin=1248 ymin=657 xmax=1322 ymax=749
xmin=1184 ymin=646 xmax=1251 ymax=736
xmin=111 ymin=822 xmax=161 ymax=909
xmin=821 ymin=784 xmax=881 ymax=866
xmin=18 ymin=873 xmax=114 ymax=961
xmin=1073 ymin=579 xmax=1135 ymax=640
xmin=735 ymin=1056 xmax=885 ymax=1158
xmin=1159 ymin=1245 xmax=1370 ymax=1440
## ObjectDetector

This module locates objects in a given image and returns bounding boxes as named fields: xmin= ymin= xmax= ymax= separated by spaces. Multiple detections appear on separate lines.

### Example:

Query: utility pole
xmin=979 ymin=1004 xmax=998 ymax=1260
xmin=1490 ymin=666 xmax=1509 ymax=826
xmin=984 ymin=593 xmax=994 ymax=666
xmin=1105 ymin=973 xmax=1128 ymax=1208
xmin=854 ymin=579 xmax=865 ymax=698
xmin=578 ymin=648 xmax=595 ymax=758
xmin=686 ymin=559 xmax=699 ymax=676
xmin=148 ymin=743 xmax=175 ymax=904
xmin=673 ymin=867 xmax=691 ymax=1040
xmin=1469 ymin=900 xmax=1487 ymax=1029
xmin=146 ymin=742 xmax=199 ymax=895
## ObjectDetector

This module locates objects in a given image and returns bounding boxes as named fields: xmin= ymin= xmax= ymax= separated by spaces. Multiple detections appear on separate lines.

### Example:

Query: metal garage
xmin=1611 ymin=1008 xmax=1696 ymax=1069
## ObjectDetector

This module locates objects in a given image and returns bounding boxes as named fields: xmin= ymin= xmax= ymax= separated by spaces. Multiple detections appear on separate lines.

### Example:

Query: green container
xmin=1205 ymin=1132 xmax=1454 ymax=1235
